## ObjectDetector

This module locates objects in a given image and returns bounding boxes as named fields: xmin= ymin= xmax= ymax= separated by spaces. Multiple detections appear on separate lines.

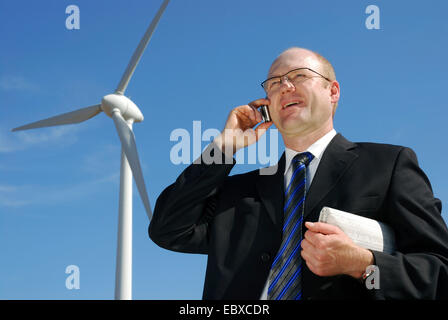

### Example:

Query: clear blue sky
xmin=1 ymin=0 xmax=447 ymax=299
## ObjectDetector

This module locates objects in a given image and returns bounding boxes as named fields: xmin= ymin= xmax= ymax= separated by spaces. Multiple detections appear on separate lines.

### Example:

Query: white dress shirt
xmin=259 ymin=129 xmax=337 ymax=300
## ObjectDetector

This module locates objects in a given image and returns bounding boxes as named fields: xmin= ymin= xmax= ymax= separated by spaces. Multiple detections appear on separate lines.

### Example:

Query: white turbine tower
xmin=12 ymin=0 xmax=171 ymax=300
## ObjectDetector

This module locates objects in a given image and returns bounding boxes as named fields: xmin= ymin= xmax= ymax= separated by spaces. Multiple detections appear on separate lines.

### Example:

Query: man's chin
xmin=278 ymin=117 xmax=307 ymax=132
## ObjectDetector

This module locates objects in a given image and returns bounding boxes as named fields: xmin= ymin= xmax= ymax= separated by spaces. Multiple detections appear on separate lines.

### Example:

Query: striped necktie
xmin=268 ymin=152 xmax=314 ymax=300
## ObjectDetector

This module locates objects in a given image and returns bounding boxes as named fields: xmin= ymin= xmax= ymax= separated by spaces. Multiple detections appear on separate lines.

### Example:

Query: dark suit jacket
xmin=149 ymin=133 xmax=448 ymax=299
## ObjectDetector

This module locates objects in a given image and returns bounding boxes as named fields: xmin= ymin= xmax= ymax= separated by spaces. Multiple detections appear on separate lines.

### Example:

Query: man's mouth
xmin=281 ymin=101 xmax=303 ymax=109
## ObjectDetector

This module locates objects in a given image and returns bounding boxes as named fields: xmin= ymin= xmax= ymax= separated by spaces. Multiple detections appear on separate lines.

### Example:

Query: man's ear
xmin=330 ymin=80 xmax=340 ymax=118
xmin=330 ymin=80 xmax=340 ymax=104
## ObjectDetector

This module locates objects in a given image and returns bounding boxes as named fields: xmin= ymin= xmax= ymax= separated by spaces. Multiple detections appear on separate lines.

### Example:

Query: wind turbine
xmin=12 ymin=0 xmax=171 ymax=300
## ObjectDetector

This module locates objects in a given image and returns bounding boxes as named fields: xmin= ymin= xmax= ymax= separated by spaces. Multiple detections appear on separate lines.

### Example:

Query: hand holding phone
xmin=214 ymin=98 xmax=272 ymax=156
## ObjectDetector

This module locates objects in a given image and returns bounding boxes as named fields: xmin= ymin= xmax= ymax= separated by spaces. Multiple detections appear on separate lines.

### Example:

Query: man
xmin=149 ymin=47 xmax=448 ymax=299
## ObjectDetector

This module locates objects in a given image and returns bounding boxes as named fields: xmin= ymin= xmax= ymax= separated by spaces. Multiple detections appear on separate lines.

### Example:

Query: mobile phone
xmin=259 ymin=96 xmax=271 ymax=123
xmin=259 ymin=105 xmax=271 ymax=122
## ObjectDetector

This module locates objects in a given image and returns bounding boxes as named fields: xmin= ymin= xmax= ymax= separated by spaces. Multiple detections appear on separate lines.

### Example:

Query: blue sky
xmin=1 ymin=0 xmax=447 ymax=299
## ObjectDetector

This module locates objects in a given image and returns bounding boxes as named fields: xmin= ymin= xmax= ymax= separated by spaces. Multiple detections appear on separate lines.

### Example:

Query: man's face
xmin=265 ymin=49 xmax=338 ymax=138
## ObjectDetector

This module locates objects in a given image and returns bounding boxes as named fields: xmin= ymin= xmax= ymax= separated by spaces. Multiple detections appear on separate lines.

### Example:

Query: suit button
xmin=261 ymin=253 xmax=271 ymax=262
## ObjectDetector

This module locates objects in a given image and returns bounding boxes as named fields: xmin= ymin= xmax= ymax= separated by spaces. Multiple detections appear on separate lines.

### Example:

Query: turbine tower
xmin=12 ymin=0 xmax=171 ymax=300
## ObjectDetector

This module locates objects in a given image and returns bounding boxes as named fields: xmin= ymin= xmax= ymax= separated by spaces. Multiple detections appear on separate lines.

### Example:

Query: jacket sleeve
xmin=148 ymin=142 xmax=236 ymax=254
xmin=371 ymin=147 xmax=448 ymax=299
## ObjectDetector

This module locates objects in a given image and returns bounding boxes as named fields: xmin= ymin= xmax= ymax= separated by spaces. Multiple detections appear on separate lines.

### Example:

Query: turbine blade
xmin=115 ymin=0 xmax=170 ymax=95
xmin=111 ymin=111 xmax=152 ymax=219
xmin=12 ymin=104 xmax=102 ymax=132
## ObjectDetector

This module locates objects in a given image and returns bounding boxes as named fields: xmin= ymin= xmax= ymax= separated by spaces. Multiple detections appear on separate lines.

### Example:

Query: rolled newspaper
xmin=318 ymin=206 xmax=396 ymax=254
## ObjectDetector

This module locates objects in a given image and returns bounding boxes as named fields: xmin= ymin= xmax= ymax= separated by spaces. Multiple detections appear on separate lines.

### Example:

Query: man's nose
xmin=280 ymin=78 xmax=295 ymax=95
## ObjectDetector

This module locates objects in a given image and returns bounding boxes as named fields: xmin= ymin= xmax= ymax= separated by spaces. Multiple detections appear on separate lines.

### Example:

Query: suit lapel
xmin=255 ymin=134 xmax=358 ymax=225
xmin=304 ymin=134 xmax=358 ymax=219
xmin=256 ymin=152 xmax=286 ymax=227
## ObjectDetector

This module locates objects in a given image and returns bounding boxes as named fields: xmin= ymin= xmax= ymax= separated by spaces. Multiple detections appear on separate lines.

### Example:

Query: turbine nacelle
xmin=101 ymin=94 xmax=144 ymax=123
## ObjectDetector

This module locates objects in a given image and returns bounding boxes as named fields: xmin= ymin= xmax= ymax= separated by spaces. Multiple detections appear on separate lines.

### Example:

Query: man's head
xmin=263 ymin=47 xmax=340 ymax=139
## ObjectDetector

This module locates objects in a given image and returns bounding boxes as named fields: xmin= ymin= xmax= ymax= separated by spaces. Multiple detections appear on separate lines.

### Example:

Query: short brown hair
xmin=313 ymin=51 xmax=336 ymax=83
xmin=310 ymin=49 xmax=338 ymax=114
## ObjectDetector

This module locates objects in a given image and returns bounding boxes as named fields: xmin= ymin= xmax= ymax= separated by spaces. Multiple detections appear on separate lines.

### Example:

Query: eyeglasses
xmin=261 ymin=67 xmax=331 ymax=94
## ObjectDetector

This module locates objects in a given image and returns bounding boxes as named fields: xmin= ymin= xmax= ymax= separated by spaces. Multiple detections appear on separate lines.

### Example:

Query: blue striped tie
xmin=268 ymin=152 xmax=314 ymax=300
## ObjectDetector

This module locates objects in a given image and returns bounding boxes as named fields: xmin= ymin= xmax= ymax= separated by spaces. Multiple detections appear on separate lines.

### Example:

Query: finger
xmin=248 ymin=105 xmax=263 ymax=123
xmin=304 ymin=259 xmax=324 ymax=277
xmin=304 ymin=229 xmax=316 ymax=242
xmin=301 ymin=250 xmax=316 ymax=271
xmin=248 ymin=98 xmax=270 ymax=109
xmin=300 ymin=247 xmax=310 ymax=261
xmin=233 ymin=107 xmax=258 ymax=128
xmin=300 ymin=238 xmax=313 ymax=253
xmin=304 ymin=229 xmax=326 ymax=248
xmin=305 ymin=221 xmax=342 ymax=235
xmin=235 ymin=105 xmax=260 ymax=123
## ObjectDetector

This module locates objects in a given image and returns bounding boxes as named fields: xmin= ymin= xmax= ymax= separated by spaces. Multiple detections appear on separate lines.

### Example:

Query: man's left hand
xmin=300 ymin=222 xmax=374 ymax=279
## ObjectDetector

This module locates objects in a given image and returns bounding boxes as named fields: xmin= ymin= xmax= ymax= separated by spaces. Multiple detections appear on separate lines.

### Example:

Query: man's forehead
xmin=268 ymin=50 xmax=320 ymax=77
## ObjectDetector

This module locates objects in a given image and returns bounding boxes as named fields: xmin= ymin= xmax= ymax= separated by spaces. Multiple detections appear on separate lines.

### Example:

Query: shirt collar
xmin=284 ymin=129 xmax=337 ymax=174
